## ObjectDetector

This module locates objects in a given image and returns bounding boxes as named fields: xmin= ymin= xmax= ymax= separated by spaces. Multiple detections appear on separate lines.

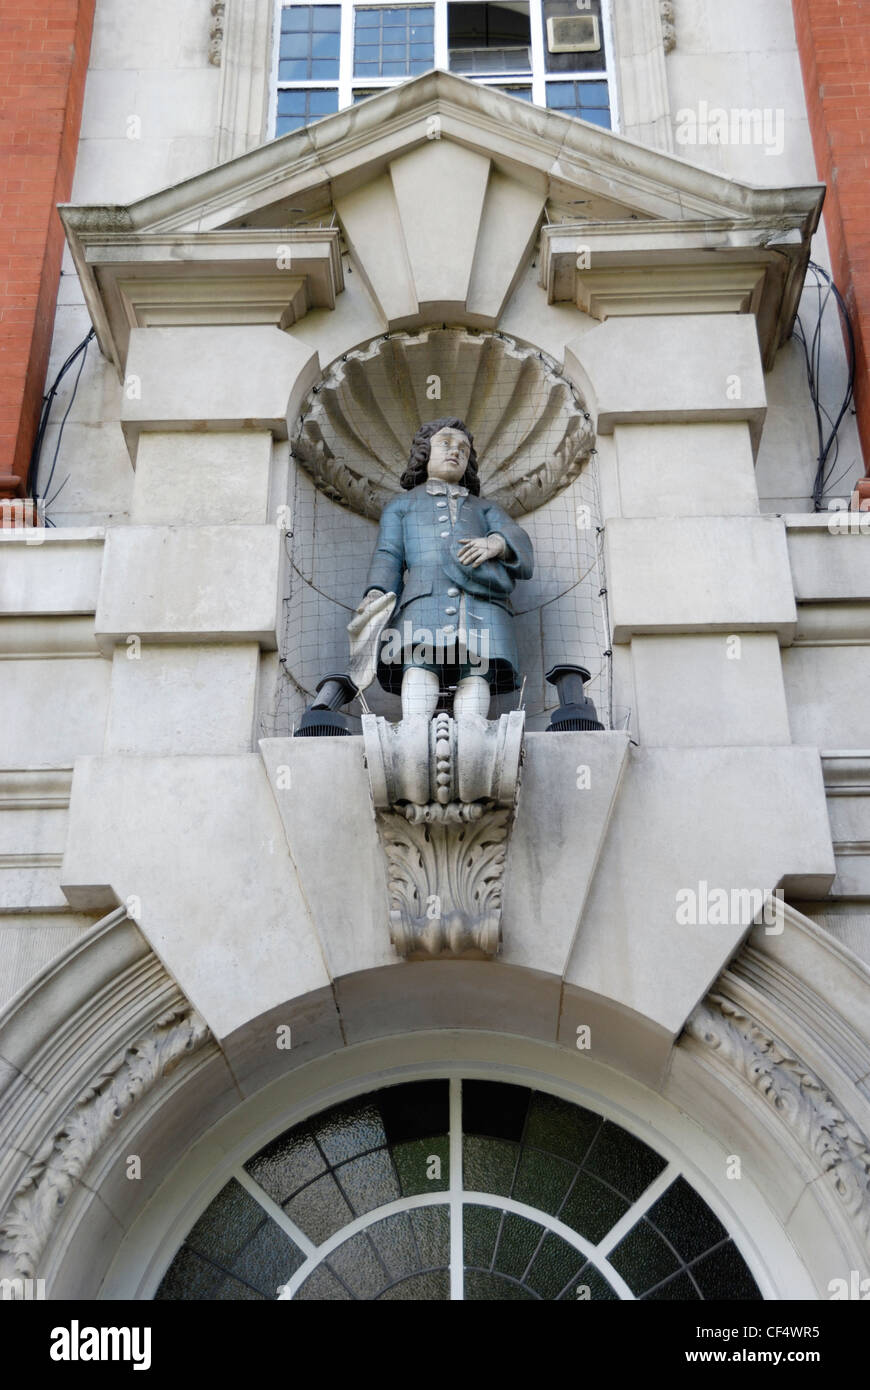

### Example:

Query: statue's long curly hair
xmin=400 ymin=417 xmax=480 ymax=494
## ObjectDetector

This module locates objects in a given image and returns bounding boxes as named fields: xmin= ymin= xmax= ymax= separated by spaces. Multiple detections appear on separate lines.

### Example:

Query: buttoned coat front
xmin=364 ymin=482 xmax=534 ymax=693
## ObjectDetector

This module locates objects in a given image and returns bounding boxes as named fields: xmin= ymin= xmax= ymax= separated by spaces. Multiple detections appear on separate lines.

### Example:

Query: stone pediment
xmin=60 ymin=70 xmax=824 ymax=374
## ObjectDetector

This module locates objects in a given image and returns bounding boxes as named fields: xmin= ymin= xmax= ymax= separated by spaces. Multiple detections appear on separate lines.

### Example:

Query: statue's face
xmin=427 ymin=426 xmax=471 ymax=484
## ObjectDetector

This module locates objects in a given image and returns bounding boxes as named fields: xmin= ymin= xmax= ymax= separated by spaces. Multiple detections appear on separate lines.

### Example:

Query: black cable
xmin=26 ymin=327 xmax=95 ymax=505
xmin=792 ymin=261 xmax=856 ymax=510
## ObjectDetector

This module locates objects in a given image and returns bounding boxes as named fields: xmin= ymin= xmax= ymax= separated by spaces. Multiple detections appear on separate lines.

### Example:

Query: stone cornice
xmin=541 ymin=219 xmax=811 ymax=370
xmin=60 ymin=227 xmax=343 ymax=377
xmin=59 ymin=71 xmax=823 ymax=248
xmin=59 ymin=73 xmax=823 ymax=373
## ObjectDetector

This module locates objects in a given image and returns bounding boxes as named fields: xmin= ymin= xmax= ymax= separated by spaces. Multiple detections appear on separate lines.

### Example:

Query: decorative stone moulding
xmin=209 ymin=0 xmax=226 ymax=66
xmin=57 ymin=220 xmax=344 ymax=376
xmin=363 ymin=710 xmax=525 ymax=959
xmin=291 ymin=328 xmax=595 ymax=520
xmin=541 ymin=219 xmax=817 ymax=371
xmin=660 ymin=0 xmax=676 ymax=53
xmin=686 ymin=992 xmax=870 ymax=1249
xmin=0 ymin=1004 xmax=210 ymax=1283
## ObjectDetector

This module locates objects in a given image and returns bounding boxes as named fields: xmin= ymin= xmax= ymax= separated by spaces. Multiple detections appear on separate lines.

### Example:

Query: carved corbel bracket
xmin=363 ymin=711 xmax=525 ymax=960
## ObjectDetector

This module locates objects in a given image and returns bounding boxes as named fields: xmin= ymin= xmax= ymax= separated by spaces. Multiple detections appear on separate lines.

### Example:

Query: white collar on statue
xmin=426 ymin=479 xmax=468 ymax=498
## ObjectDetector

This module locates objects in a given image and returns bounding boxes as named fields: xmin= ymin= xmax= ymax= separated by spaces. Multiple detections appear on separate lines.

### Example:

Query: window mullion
xmin=434 ymin=0 xmax=449 ymax=72
xmin=449 ymin=1075 xmax=464 ymax=1301
xmin=339 ymin=0 xmax=355 ymax=108
xmin=528 ymin=0 xmax=546 ymax=107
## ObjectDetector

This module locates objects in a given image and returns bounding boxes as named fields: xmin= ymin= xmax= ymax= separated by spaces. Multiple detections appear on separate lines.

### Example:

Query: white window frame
xmin=267 ymin=0 xmax=620 ymax=137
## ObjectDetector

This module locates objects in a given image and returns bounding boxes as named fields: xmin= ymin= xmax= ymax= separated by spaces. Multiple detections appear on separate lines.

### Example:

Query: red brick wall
xmin=0 ymin=0 xmax=96 ymax=500
xmin=793 ymin=0 xmax=870 ymax=473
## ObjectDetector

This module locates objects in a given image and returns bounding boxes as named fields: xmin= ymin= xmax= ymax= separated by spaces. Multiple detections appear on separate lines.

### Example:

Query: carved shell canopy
xmin=290 ymin=327 xmax=595 ymax=519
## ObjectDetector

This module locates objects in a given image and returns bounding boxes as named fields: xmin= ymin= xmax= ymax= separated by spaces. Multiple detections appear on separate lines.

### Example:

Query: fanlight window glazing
xmin=156 ymin=1081 xmax=762 ymax=1301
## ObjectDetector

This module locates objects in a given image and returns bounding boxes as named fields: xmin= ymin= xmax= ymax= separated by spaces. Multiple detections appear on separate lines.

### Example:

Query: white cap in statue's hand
xmin=347 ymin=590 xmax=397 ymax=692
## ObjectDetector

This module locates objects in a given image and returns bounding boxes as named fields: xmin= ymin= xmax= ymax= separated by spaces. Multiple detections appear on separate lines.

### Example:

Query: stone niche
xmin=277 ymin=326 xmax=609 ymax=731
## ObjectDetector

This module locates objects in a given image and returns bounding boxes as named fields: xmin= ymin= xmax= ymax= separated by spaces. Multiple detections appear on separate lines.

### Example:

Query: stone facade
xmin=0 ymin=0 xmax=868 ymax=1302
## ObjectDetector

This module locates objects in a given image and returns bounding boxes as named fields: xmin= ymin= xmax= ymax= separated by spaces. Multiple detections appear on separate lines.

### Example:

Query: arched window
xmin=156 ymin=1079 xmax=762 ymax=1300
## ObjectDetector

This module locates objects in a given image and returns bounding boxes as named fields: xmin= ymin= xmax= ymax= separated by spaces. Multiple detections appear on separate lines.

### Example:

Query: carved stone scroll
xmin=363 ymin=711 xmax=524 ymax=959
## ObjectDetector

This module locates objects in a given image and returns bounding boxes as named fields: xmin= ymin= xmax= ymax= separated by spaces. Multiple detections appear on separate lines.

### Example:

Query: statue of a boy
xmin=350 ymin=417 xmax=534 ymax=720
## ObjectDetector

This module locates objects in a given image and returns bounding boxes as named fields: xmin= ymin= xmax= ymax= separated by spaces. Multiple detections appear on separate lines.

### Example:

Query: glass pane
xmin=409 ymin=60 xmax=430 ymax=73
xmin=327 ymin=1232 xmax=390 ymax=1298
xmin=335 ymin=1147 xmax=402 ymax=1215
xmin=465 ymin=1269 xmax=538 ymax=1299
xmin=311 ymin=58 xmax=339 ymax=78
xmin=382 ymin=43 xmax=407 ymax=59
xmin=609 ymin=1220 xmax=681 ymax=1296
xmin=281 ymin=34 xmax=311 ymax=58
xmin=279 ymin=59 xmax=309 ymax=80
xmin=559 ymin=1263 xmax=619 ymax=1301
xmin=354 ymin=61 xmax=380 ymax=74
xmin=277 ymin=115 xmax=306 ymax=134
xmin=283 ymin=1172 xmax=354 ymax=1244
xmin=294 ymin=1265 xmax=354 ymax=1300
xmin=580 ymin=106 xmax=610 ymax=129
xmin=314 ymin=1097 xmax=386 ymax=1163
xmin=463 ymin=1079 xmax=529 ymax=1141
xmin=378 ymin=1270 xmax=450 ymax=1299
xmin=511 ymin=1147 xmax=575 ymax=1215
xmin=545 ymin=81 xmax=574 ymax=108
xmin=355 ymin=9 xmax=381 ymax=28
xmin=312 ymin=31 xmax=340 ymax=56
xmin=559 ymin=1170 xmax=628 ymax=1243
xmin=314 ymin=5 xmax=342 ymax=28
xmin=524 ymin=1091 xmax=601 ymax=1166
xmin=578 ymin=79 xmax=608 ymax=106
xmin=277 ymin=89 xmax=309 ymax=114
xmin=308 ymin=88 xmax=339 ymax=113
xmin=379 ymin=1079 xmax=449 ymax=1144
xmin=392 ymin=1135 xmax=449 ymax=1194
xmin=185 ymin=1179 xmax=264 ymax=1265
xmin=646 ymin=1177 xmax=728 ymax=1263
xmin=381 ymin=60 xmax=406 ymax=75
xmin=230 ymin=1220 xmax=305 ymax=1298
xmin=643 ymin=1271 xmax=701 ymax=1301
xmin=244 ymin=1126 xmax=324 ymax=1203
xmin=410 ymin=1203 xmax=450 ymax=1267
xmin=366 ymin=1211 xmax=420 ymax=1278
xmin=463 ymin=1134 xmax=517 ymax=1195
xmin=155 ymin=1246 xmax=224 ymax=1300
xmin=282 ymin=7 xmax=313 ymax=31
xmin=690 ymin=1242 xmax=762 ymax=1301
xmin=582 ymin=1121 xmax=668 ymax=1202
xmin=492 ymin=1211 xmax=543 ymax=1279
xmin=464 ymin=1202 xmax=502 ymax=1269
xmin=524 ymin=1230 xmax=586 ymax=1299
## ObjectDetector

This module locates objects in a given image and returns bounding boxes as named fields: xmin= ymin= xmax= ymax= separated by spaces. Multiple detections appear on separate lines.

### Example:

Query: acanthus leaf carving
xmin=686 ymin=993 xmax=870 ymax=1247
xmin=0 ymin=1006 xmax=211 ymax=1282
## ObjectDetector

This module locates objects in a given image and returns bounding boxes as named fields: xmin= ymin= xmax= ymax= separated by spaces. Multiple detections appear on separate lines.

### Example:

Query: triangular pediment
xmin=60 ymin=70 xmax=824 ymax=374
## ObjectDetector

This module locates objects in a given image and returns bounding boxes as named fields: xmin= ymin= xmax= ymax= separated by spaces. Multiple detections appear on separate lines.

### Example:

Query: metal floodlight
xmin=294 ymin=673 xmax=359 ymax=737
xmin=545 ymin=664 xmax=604 ymax=731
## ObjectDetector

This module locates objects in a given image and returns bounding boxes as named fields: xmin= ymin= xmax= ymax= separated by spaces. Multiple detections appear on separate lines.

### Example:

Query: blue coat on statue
xmin=363 ymin=480 xmax=534 ymax=694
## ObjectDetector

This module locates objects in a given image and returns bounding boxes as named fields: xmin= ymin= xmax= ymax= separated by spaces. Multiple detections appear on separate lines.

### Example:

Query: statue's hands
xmin=355 ymin=588 xmax=384 ymax=614
xmin=457 ymin=533 xmax=506 ymax=569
